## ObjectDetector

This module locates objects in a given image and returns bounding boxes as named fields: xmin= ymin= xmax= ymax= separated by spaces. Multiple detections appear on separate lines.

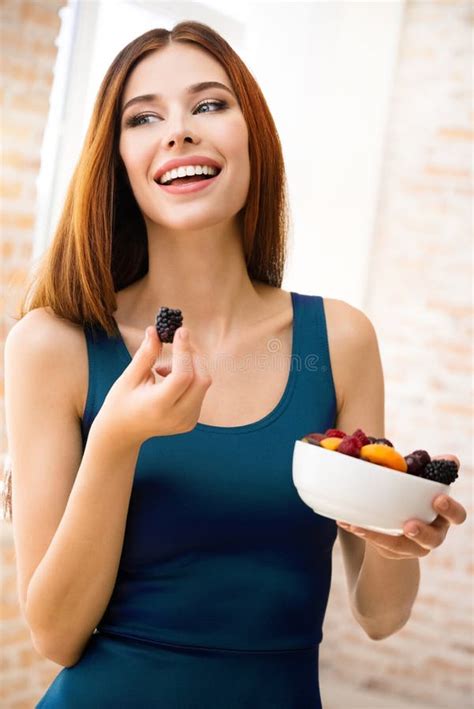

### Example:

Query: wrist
xmin=90 ymin=415 xmax=143 ymax=454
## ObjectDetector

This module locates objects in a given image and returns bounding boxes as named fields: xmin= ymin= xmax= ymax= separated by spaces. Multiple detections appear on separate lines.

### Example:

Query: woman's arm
xmin=5 ymin=310 xmax=141 ymax=667
xmin=326 ymin=300 xmax=420 ymax=639
xmin=327 ymin=301 xmax=466 ymax=639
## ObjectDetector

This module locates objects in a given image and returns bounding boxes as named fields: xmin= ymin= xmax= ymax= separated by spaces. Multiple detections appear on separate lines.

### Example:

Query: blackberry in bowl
xmin=293 ymin=428 xmax=459 ymax=535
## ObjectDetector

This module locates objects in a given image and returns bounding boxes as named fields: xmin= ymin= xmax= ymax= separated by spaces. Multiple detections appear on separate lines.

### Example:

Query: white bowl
xmin=292 ymin=440 xmax=450 ymax=536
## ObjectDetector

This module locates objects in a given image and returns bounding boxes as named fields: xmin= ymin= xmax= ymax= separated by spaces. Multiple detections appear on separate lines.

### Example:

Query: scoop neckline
xmin=112 ymin=290 xmax=299 ymax=435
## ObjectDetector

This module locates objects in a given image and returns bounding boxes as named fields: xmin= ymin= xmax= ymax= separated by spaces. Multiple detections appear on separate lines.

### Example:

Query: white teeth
xmin=158 ymin=164 xmax=219 ymax=185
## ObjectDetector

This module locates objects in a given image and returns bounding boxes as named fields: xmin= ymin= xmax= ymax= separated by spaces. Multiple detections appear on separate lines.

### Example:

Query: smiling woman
xmin=17 ymin=22 xmax=288 ymax=333
xmin=4 ymin=16 xmax=467 ymax=709
xmin=115 ymin=40 xmax=253 ymax=278
xmin=9 ymin=19 xmax=334 ymax=709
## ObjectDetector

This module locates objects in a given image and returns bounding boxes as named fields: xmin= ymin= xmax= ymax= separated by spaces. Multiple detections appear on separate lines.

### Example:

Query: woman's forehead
xmin=121 ymin=44 xmax=229 ymax=106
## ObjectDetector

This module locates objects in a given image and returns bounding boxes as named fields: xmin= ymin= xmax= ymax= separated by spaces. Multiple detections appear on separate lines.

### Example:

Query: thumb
xmin=433 ymin=454 xmax=461 ymax=470
xmin=127 ymin=326 xmax=162 ymax=381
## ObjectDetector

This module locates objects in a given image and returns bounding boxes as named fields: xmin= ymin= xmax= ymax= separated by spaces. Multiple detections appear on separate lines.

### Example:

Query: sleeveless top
xmin=80 ymin=291 xmax=338 ymax=653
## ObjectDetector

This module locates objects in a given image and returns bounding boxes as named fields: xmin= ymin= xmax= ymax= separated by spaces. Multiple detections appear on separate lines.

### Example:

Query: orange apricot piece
xmin=319 ymin=437 xmax=344 ymax=451
xmin=360 ymin=443 xmax=408 ymax=472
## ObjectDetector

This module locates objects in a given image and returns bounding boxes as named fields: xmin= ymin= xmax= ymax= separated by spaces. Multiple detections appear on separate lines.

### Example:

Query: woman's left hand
xmin=337 ymin=454 xmax=467 ymax=559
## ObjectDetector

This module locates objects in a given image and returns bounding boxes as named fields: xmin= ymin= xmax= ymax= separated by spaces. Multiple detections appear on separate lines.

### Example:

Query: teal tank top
xmin=81 ymin=291 xmax=338 ymax=652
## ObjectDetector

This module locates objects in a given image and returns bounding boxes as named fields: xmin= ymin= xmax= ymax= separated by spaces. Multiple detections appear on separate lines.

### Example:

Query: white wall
xmin=34 ymin=0 xmax=405 ymax=309
xmin=242 ymin=2 xmax=405 ymax=305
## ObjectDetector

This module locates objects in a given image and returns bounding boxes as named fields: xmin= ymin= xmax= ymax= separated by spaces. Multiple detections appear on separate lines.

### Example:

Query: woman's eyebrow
xmin=121 ymin=81 xmax=235 ymax=116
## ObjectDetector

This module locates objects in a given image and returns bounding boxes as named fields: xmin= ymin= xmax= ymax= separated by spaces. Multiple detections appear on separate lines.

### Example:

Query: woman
xmin=4 ymin=21 xmax=466 ymax=708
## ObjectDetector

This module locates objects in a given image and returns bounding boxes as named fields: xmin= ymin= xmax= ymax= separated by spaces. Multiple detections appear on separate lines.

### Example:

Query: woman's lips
xmin=156 ymin=171 xmax=221 ymax=195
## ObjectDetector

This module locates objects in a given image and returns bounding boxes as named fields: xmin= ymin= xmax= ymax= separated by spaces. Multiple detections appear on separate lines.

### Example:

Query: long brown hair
xmin=17 ymin=20 xmax=290 ymax=337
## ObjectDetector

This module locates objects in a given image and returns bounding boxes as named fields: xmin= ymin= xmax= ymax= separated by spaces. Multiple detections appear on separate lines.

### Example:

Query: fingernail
xmin=337 ymin=522 xmax=350 ymax=529
xmin=407 ymin=525 xmax=419 ymax=537
xmin=180 ymin=328 xmax=188 ymax=341
xmin=437 ymin=497 xmax=449 ymax=511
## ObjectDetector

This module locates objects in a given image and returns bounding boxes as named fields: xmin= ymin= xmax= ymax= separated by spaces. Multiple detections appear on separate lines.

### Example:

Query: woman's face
xmin=119 ymin=43 xmax=250 ymax=232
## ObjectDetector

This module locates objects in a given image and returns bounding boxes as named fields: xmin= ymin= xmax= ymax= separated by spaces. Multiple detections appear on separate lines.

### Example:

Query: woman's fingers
xmin=125 ymin=325 xmax=163 ymax=385
xmin=154 ymin=360 xmax=172 ymax=377
xmin=160 ymin=327 xmax=196 ymax=402
xmin=338 ymin=524 xmax=431 ymax=557
xmin=173 ymin=352 xmax=212 ymax=418
xmin=432 ymin=494 xmax=467 ymax=525
xmin=335 ymin=453 xmax=467 ymax=560
xmin=432 ymin=453 xmax=461 ymax=469
xmin=402 ymin=517 xmax=449 ymax=550
xmin=337 ymin=520 xmax=444 ymax=556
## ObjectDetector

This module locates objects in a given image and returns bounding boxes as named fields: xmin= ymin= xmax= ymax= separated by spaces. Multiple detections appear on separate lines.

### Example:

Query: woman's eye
xmin=125 ymin=99 xmax=227 ymax=128
xmin=195 ymin=99 xmax=227 ymax=114
xmin=125 ymin=114 xmax=158 ymax=127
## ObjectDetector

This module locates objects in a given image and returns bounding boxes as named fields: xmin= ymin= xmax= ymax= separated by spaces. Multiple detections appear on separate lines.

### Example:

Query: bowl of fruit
xmin=292 ymin=428 xmax=459 ymax=535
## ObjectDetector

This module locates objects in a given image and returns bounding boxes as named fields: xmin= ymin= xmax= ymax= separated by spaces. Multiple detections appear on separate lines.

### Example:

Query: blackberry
xmin=155 ymin=307 xmax=183 ymax=343
xmin=421 ymin=459 xmax=458 ymax=485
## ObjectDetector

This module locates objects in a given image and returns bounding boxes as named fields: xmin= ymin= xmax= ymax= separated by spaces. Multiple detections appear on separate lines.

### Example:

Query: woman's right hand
xmin=94 ymin=325 xmax=212 ymax=446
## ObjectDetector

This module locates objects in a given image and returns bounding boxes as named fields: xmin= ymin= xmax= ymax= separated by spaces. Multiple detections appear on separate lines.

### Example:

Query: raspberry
xmin=324 ymin=428 xmax=346 ymax=439
xmin=303 ymin=432 xmax=325 ymax=446
xmin=420 ymin=459 xmax=458 ymax=485
xmin=155 ymin=307 xmax=183 ymax=343
xmin=352 ymin=428 xmax=371 ymax=446
xmin=337 ymin=435 xmax=362 ymax=458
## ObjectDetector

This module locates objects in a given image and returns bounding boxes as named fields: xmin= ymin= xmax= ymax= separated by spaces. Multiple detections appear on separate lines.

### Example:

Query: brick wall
xmin=1 ymin=1 xmax=472 ymax=707
xmin=320 ymin=1 xmax=473 ymax=707
xmin=1 ymin=1 xmax=66 ymax=706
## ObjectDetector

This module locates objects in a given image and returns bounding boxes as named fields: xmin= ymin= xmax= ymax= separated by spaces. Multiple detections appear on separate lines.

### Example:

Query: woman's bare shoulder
xmin=7 ymin=306 xmax=86 ymax=347
xmin=323 ymin=297 xmax=376 ymax=341
xmin=6 ymin=307 xmax=88 ymax=420
xmin=322 ymin=297 xmax=380 ymax=413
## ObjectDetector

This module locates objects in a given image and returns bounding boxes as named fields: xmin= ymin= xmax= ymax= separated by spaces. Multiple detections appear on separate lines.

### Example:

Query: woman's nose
xmin=166 ymin=131 xmax=196 ymax=148
xmin=163 ymin=113 xmax=195 ymax=145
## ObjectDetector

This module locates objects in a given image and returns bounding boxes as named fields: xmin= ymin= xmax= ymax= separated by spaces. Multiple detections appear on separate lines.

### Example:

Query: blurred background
xmin=1 ymin=0 xmax=472 ymax=706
